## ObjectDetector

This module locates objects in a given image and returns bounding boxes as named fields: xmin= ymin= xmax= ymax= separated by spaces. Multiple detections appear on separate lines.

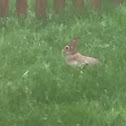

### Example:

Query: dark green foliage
xmin=0 ymin=1 xmax=126 ymax=126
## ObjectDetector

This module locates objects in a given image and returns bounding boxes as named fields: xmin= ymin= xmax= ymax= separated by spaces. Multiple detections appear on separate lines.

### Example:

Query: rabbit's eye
xmin=65 ymin=46 xmax=69 ymax=50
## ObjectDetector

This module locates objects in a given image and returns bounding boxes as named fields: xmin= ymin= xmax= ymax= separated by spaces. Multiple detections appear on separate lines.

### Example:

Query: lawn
xmin=0 ymin=0 xmax=126 ymax=126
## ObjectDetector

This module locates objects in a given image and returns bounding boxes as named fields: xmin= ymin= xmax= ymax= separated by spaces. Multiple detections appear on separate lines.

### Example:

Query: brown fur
xmin=62 ymin=38 xmax=100 ymax=66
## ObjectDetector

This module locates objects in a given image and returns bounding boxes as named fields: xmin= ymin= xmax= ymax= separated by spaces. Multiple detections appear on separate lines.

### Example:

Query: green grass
xmin=0 ymin=1 xmax=126 ymax=126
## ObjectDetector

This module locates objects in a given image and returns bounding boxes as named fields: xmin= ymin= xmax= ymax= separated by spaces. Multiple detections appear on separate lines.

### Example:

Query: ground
xmin=0 ymin=0 xmax=126 ymax=126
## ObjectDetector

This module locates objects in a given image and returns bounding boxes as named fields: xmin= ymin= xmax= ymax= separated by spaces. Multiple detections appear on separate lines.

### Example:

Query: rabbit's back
xmin=66 ymin=53 xmax=100 ymax=66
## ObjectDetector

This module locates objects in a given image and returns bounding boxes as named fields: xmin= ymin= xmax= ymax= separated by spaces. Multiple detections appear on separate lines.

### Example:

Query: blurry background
xmin=0 ymin=0 xmax=126 ymax=126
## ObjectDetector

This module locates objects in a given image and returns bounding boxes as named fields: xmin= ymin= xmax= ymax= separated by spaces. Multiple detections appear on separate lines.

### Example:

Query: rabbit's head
xmin=62 ymin=38 xmax=79 ymax=55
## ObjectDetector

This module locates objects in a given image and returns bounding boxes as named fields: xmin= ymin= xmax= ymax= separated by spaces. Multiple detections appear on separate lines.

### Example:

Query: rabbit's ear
xmin=71 ymin=38 xmax=79 ymax=47
xmin=73 ymin=38 xmax=79 ymax=42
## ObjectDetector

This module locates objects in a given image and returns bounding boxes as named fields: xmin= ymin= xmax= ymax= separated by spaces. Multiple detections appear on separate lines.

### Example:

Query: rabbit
xmin=62 ymin=38 xmax=100 ymax=67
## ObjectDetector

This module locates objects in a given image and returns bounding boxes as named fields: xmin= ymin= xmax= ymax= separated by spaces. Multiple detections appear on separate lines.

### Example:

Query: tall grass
xmin=0 ymin=1 xmax=126 ymax=126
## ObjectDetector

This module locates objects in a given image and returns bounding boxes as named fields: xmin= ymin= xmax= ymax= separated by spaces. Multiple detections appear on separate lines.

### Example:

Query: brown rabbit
xmin=62 ymin=38 xmax=100 ymax=67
